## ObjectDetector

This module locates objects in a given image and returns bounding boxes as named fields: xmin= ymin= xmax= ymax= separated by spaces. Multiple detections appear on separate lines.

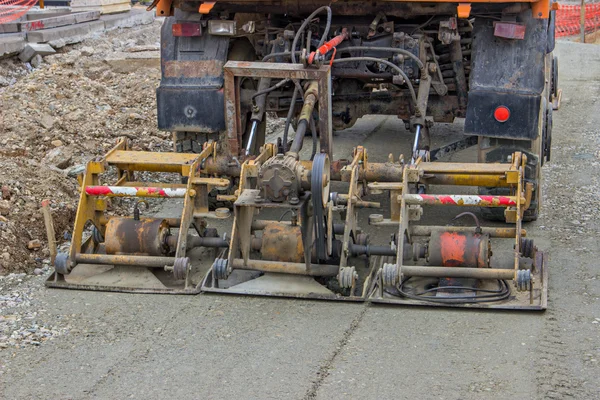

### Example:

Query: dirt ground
xmin=1 ymin=21 xmax=600 ymax=399
xmin=0 ymin=21 xmax=167 ymax=274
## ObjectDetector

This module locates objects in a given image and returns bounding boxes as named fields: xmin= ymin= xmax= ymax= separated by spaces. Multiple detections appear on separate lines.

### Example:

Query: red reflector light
xmin=493 ymin=22 xmax=526 ymax=40
xmin=494 ymin=106 xmax=510 ymax=123
xmin=172 ymin=23 xmax=202 ymax=37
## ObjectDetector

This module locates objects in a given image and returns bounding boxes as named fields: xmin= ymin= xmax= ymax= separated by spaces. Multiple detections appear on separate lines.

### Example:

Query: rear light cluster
xmin=172 ymin=20 xmax=237 ymax=37
xmin=172 ymin=23 xmax=202 ymax=37
xmin=494 ymin=106 xmax=510 ymax=123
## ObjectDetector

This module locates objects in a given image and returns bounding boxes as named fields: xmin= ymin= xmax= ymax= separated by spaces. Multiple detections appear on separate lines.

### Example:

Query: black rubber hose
xmin=291 ymin=5 xmax=332 ymax=64
xmin=332 ymin=57 xmax=417 ymax=106
xmin=289 ymin=119 xmax=308 ymax=153
xmin=309 ymin=111 xmax=317 ymax=160
xmin=251 ymin=78 xmax=290 ymax=102
xmin=283 ymin=86 xmax=299 ymax=152
xmin=335 ymin=46 xmax=425 ymax=72
xmin=262 ymin=51 xmax=302 ymax=62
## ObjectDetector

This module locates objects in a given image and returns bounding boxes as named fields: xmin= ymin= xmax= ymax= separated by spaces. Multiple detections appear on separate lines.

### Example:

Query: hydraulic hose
xmin=332 ymin=57 xmax=418 ymax=106
xmin=289 ymin=81 xmax=318 ymax=154
xmin=335 ymin=46 xmax=426 ymax=73
xmin=291 ymin=5 xmax=332 ymax=64
xmin=251 ymin=78 xmax=289 ymax=102
xmin=289 ymin=119 xmax=309 ymax=154
xmin=283 ymin=86 xmax=300 ymax=152
xmin=262 ymin=51 xmax=302 ymax=62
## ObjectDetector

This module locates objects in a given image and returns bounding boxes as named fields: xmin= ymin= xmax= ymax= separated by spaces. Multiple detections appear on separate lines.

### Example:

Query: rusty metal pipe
xmin=334 ymin=194 xmax=380 ymax=209
xmin=251 ymin=220 xmax=344 ymax=235
xmin=424 ymin=174 xmax=510 ymax=187
xmin=402 ymin=265 xmax=514 ymax=280
xmin=75 ymin=254 xmax=175 ymax=268
xmin=166 ymin=235 xmax=229 ymax=250
xmin=203 ymin=158 xmax=513 ymax=186
xmin=410 ymin=226 xmax=525 ymax=238
xmin=351 ymin=244 xmax=396 ymax=257
xmin=231 ymin=259 xmax=339 ymax=277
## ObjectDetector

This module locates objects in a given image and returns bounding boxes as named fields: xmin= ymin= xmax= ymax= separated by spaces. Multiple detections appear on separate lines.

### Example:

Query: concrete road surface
xmin=2 ymin=41 xmax=600 ymax=399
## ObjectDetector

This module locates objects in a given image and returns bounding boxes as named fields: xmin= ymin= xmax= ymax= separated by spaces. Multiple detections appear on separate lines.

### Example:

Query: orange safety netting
xmin=556 ymin=3 xmax=600 ymax=37
xmin=0 ymin=0 xmax=37 ymax=24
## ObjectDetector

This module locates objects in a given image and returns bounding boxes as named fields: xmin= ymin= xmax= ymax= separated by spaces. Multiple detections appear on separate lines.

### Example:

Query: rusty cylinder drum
xmin=427 ymin=229 xmax=491 ymax=268
xmin=105 ymin=217 xmax=170 ymax=256
xmin=260 ymin=222 xmax=304 ymax=263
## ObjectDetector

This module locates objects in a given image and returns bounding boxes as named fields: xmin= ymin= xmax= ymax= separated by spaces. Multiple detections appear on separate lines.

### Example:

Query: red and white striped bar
xmin=403 ymin=194 xmax=517 ymax=207
xmin=85 ymin=186 xmax=188 ymax=198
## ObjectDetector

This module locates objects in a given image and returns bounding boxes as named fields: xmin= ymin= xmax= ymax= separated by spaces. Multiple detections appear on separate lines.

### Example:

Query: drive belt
xmin=312 ymin=153 xmax=328 ymax=261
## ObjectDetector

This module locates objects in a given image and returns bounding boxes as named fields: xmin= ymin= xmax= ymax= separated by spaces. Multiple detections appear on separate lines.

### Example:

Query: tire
xmin=478 ymin=138 xmax=541 ymax=222
xmin=551 ymin=56 xmax=559 ymax=100
xmin=477 ymin=49 xmax=554 ymax=223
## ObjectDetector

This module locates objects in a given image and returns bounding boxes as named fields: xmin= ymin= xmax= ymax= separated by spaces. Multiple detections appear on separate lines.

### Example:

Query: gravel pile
xmin=0 ymin=271 xmax=68 ymax=350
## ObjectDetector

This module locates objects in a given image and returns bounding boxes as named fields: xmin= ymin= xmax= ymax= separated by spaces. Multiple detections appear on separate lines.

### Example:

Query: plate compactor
xmin=46 ymin=2 xmax=555 ymax=309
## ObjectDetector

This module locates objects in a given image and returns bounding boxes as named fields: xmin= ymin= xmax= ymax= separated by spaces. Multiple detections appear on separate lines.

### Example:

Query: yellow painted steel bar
xmin=410 ymin=226 xmax=526 ymax=238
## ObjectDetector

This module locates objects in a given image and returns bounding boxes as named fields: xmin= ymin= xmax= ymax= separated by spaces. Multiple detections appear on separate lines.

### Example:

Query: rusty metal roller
xmin=427 ymin=228 xmax=491 ymax=268
xmin=260 ymin=222 xmax=305 ymax=263
xmin=104 ymin=217 xmax=171 ymax=256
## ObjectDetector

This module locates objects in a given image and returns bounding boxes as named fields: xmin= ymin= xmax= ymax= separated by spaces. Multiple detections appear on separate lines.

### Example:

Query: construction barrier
xmin=0 ymin=0 xmax=37 ymax=24
xmin=556 ymin=3 xmax=600 ymax=37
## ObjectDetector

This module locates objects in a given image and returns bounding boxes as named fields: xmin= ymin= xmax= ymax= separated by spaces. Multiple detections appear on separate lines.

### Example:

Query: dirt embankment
xmin=0 ymin=22 xmax=169 ymax=274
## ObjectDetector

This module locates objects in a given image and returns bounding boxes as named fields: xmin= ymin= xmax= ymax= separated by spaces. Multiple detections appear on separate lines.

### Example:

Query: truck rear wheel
xmin=478 ymin=137 xmax=542 ymax=222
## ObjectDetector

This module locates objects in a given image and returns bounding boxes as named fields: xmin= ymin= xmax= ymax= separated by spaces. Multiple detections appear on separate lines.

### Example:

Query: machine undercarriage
xmin=46 ymin=3 xmax=555 ymax=310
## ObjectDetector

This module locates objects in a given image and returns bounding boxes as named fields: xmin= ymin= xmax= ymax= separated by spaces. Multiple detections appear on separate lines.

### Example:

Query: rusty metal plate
xmin=164 ymin=60 xmax=224 ymax=79
xmin=45 ymin=264 xmax=202 ymax=294
xmin=201 ymin=268 xmax=366 ymax=302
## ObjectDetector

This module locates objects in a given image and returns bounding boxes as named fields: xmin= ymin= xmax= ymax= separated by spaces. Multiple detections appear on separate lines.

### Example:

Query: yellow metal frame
xmin=63 ymin=138 xmax=228 ymax=288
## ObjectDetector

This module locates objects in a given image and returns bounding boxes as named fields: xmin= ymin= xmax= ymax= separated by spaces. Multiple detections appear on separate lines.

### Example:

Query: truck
xmin=156 ymin=0 xmax=557 ymax=220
